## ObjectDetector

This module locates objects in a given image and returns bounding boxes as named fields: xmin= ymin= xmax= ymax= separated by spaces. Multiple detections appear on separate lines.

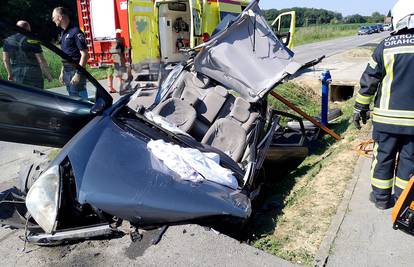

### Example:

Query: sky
xmin=260 ymin=0 xmax=398 ymax=16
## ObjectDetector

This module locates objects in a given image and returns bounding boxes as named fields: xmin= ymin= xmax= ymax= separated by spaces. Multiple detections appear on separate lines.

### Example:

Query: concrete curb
xmin=313 ymin=151 xmax=368 ymax=266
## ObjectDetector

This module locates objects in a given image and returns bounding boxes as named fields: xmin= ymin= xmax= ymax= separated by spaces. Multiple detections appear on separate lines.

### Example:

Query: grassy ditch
xmin=294 ymin=23 xmax=364 ymax=46
xmin=251 ymin=81 xmax=371 ymax=265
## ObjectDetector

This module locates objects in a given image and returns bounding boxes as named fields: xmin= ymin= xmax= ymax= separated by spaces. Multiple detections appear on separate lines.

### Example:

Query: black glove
xmin=353 ymin=109 xmax=368 ymax=130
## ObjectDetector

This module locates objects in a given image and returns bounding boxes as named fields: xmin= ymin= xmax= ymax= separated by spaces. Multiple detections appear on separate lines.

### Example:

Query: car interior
xmin=150 ymin=69 xmax=263 ymax=165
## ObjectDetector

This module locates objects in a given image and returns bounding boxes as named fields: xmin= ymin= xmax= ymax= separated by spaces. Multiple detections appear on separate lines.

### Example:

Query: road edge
xmin=313 ymin=138 xmax=370 ymax=266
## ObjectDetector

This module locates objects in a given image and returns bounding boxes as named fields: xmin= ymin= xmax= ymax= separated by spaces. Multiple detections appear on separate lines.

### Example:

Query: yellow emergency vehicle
xmin=78 ymin=0 xmax=296 ymax=78
xmin=151 ymin=0 xmax=296 ymax=65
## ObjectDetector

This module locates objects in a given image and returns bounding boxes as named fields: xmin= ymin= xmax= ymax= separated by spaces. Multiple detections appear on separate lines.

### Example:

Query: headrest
xmin=181 ymin=88 xmax=199 ymax=106
xmin=185 ymin=72 xmax=210 ymax=89
xmin=214 ymin=85 xmax=228 ymax=97
xmin=230 ymin=97 xmax=250 ymax=123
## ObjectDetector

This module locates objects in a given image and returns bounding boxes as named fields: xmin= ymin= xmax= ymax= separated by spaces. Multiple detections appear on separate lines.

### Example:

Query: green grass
xmin=294 ymin=23 xmax=367 ymax=46
xmin=268 ymin=82 xmax=320 ymax=123
xmin=252 ymin=86 xmax=364 ymax=265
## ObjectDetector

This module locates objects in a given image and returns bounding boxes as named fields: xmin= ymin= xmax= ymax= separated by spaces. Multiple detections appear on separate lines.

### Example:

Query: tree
xmin=0 ymin=0 xmax=77 ymax=42
xmin=344 ymin=14 xmax=367 ymax=24
xmin=263 ymin=7 xmax=344 ymax=27
xmin=370 ymin=12 xmax=385 ymax=23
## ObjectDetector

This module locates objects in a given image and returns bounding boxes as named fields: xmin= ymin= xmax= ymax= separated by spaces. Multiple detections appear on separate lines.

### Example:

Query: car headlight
xmin=26 ymin=165 xmax=60 ymax=234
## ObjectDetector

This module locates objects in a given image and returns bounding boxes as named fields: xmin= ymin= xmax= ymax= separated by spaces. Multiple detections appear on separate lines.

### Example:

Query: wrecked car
xmin=0 ymin=1 xmax=313 ymax=244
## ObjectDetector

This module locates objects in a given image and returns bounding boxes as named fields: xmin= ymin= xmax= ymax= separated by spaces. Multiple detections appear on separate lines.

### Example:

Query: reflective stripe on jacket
xmin=355 ymin=29 xmax=414 ymax=134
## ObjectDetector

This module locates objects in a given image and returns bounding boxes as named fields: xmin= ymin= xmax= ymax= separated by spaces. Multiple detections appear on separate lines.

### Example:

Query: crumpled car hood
xmin=53 ymin=115 xmax=251 ymax=226
xmin=194 ymin=0 xmax=301 ymax=102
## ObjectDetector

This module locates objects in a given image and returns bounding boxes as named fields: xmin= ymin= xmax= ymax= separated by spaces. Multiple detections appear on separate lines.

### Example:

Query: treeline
xmin=263 ymin=7 xmax=386 ymax=26
xmin=0 ymin=0 xmax=78 ymax=42
xmin=0 ymin=1 xmax=387 ymax=42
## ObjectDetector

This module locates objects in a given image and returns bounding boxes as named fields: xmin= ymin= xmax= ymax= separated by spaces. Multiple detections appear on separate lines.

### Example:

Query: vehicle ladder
xmin=79 ymin=0 xmax=97 ymax=67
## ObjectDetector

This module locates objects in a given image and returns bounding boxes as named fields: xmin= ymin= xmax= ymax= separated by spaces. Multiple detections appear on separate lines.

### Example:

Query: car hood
xmin=194 ymin=0 xmax=301 ymax=102
xmin=53 ymin=115 xmax=251 ymax=226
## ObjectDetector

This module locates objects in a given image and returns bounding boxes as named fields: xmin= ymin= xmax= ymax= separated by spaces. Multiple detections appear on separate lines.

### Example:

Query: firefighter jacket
xmin=355 ymin=29 xmax=414 ymax=135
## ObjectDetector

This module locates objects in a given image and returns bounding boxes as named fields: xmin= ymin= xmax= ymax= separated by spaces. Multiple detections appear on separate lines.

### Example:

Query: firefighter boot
xmin=369 ymin=192 xmax=395 ymax=210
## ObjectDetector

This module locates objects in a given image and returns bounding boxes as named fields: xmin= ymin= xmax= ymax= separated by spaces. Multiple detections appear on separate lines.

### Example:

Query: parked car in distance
xmin=370 ymin=25 xmax=380 ymax=33
xmin=377 ymin=24 xmax=384 ymax=31
xmin=383 ymin=24 xmax=393 ymax=31
xmin=358 ymin=26 xmax=371 ymax=35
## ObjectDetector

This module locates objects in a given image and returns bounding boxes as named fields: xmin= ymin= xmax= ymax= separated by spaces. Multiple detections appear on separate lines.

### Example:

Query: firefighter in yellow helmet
xmin=353 ymin=0 xmax=414 ymax=209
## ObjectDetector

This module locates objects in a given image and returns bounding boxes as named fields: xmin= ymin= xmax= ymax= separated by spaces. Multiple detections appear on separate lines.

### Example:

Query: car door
xmin=189 ymin=0 xmax=203 ymax=48
xmin=128 ymin=0 xmax=159 ymax=65
xmin=0 ymin=22 xmax=112 ymax=147
xmin=243 ymin=115 xmax=279 ymax=192
xmin=271 ymin=11 xmax=296 ymax=49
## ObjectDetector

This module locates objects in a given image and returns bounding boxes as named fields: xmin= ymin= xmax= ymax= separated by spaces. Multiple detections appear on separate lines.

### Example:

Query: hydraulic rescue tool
xmin=392 ymin=176 xmax=414 ymax=235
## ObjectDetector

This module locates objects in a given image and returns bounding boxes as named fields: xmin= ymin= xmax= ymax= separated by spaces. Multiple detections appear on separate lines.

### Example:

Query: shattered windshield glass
xmin=154 ymin=63 xmax=185 ymax=105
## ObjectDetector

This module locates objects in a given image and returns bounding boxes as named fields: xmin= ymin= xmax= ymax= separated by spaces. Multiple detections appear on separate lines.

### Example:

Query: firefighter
xmin=52 ymin=7 xmax=88 ymax=98
xmin=353 ymin=0 xmax=414 ymax=209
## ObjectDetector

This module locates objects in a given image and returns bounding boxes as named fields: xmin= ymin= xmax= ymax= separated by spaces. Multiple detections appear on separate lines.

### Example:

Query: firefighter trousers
xmin=371 ymin=131 xmax=414 ymax=201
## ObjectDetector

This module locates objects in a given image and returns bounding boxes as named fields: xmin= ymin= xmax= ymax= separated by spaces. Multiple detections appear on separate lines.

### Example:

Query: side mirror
xmin=90 ymin=98 xmax=106 ymax=115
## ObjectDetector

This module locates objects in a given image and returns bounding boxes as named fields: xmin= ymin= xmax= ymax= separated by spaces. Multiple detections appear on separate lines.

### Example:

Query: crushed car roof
xmin=194 ymin=0 xmax=301 ymax=102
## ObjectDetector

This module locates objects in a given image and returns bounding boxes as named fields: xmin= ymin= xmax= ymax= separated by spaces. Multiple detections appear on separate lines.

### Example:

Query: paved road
xmin=293 ymin=32 xmax=389 ymax=64
xmin=326 ymin=155 xmax=413 ymax=266
xmin=0 ymin=142 xmax=51 ymax=185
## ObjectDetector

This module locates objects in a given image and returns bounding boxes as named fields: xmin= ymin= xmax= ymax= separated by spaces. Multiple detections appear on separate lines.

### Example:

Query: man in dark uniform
xmin=52 ymin=7 xmax=89 ymax=98
xmin=2 ymin=20 xmax=52 ymax=89
xmin=353 ymin=0 xmax=414 ymax=209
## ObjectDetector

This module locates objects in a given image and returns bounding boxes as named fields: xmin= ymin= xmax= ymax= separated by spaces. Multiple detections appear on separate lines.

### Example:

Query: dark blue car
xmin=358 ymin=26 xmax=371 ymax=35
xmin=0 ymin=1 xmax=316 ymax=244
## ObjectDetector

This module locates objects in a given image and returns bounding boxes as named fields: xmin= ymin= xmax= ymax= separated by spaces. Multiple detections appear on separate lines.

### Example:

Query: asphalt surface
xmin=0 ymin=32 xmax=394 ymax=266
xmin=0 ymin=142 xmax=51 ymax=185
xmin=325 ymin=155 xmax=413 ymax=266
xmin=292 ymin=32 xmax=389 ymax=64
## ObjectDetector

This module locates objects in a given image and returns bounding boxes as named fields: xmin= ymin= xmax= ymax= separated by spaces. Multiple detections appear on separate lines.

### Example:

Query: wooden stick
xmin=270 ymin=91 xmax=341 ymax=141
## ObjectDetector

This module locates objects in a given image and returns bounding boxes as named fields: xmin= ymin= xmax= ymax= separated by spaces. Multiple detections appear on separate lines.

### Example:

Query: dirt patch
xmin=292 ymin=46 xmax=375 ymax=98
xmin=341 ymin=47 xmax=374 ymax=59
xmin=292 ymin=79 xmax=323 ymax=96
xmin=271 ymin=135 xmax=365 ymax=256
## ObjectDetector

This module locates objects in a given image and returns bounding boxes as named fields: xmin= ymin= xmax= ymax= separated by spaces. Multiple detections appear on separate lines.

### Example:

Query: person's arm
xmin=59 ymin=66 xmax=64 ymax=84
xmin=71 ymin=30 xmax=89 ymax=85
xmin=35 ymin=53 xmax=53 ymax=82
xmin=70 ymin=49 xmax=88 ymax=85
xmin=2 ymin=52 xmax=13 ymax=81
xmin=353 ymin=44 xmax=385 ymax=129
xmin=355 ymin=46 xmax=385 ymax=111
xmin=79 ymin=49 xmax=88 ymax=68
